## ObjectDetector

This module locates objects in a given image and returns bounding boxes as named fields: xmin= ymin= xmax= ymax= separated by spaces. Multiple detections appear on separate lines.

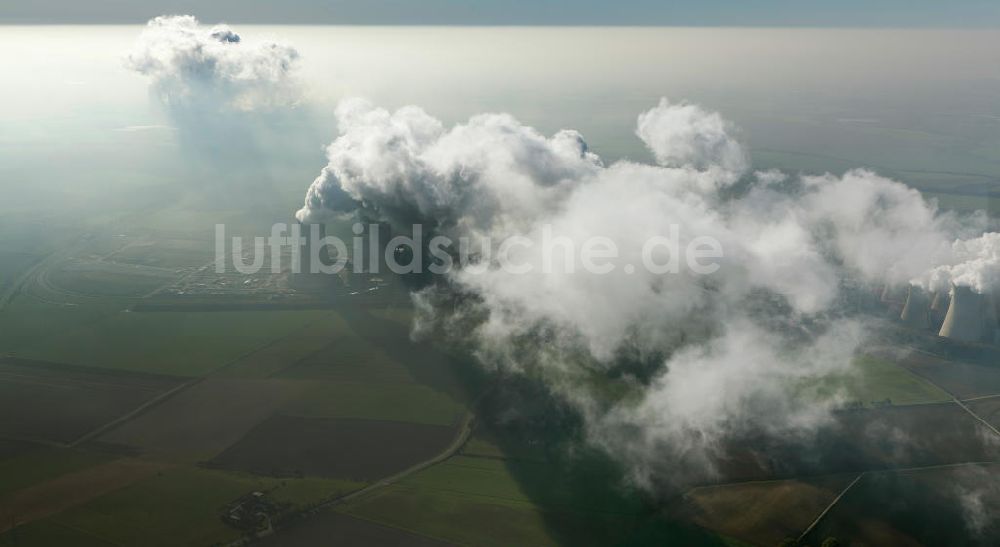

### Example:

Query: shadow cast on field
xmin=335 ymin=302 xmax=725 ymax=546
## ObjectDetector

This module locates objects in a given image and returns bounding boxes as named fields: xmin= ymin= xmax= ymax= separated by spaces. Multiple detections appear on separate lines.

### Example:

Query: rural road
xmin=319 ymin=409 xmax=476 ymax=509
xmin=228 ymin=410 xmax=477 ymax=546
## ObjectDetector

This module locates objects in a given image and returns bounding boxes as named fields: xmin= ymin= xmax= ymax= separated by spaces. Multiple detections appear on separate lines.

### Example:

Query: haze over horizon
xmin=4 ymin=0 xmax=1000 ymax=26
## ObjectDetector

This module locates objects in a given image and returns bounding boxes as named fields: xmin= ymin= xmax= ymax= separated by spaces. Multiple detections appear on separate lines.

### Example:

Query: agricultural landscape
xmin=0 ymin=181 xmax=998 ymax=546
xmin=3 ymin=11 xmax=1000 ymax=547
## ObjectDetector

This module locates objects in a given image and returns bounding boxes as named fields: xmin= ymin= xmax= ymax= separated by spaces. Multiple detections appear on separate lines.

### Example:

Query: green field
xmin=672 ymin=474 xmax=857 ymax=546
xmin=794 ymin=355 xmax=951 ymax=407
xmin=340 ymin=451 xmax=726 ymax=547
xmin=0 ymin=445 xmax=111 ymax=500
xmin=281 ymin=381 xmax=463 ymax=426
xmin=1 ymin=191 xmax=995 ymax=547
xmin=0 ymin=297 xmax=331 ymax=376
xmin=17 ymin=467 xmax=360 ymax=547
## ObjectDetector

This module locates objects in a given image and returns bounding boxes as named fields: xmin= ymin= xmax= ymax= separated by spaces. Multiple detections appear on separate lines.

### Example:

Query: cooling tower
xmin=296 ymin=221 xmax=332 ymax=275
xmin=291 ymin=221 xmax=334 ymax=292
xmin=880 ymin=283 xmax=907 ymax=305
xmin=900 ymin=285 xmax=931 ymax=330
xmin=930 ymin=290 xmax=950 ymax=323
xmin=939 ymin=285 xmax=988 ymax=342
xmin=986 ymin=292 xmax=1000 ymax=344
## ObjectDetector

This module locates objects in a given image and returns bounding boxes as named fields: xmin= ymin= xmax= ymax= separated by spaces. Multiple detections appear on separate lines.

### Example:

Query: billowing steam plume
xmin=917 ymin=232 xmax=1000 ymax=294
xmin=126 ymin=15 xmax=300 ymax=112
xmin=298 ymin=98 xmax=997 ymax=486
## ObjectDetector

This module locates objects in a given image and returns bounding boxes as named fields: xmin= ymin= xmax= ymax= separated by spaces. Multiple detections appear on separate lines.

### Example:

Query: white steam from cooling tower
xmin=296 ymin=97 xmax=999 ymax=486
xmin=119 ymin=15 xmax=1000 ymax=489
xmin=937 ymin=285 xmax=999 ymax=343
xmin=906 ymin=232 xmax=1000 ymax=342
xmin=125 ymin=15 xmax=300 ymax=112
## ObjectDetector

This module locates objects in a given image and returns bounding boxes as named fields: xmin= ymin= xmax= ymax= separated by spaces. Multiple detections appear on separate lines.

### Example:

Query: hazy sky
xmin=3 ymin=0 xmax=1000 ymax=26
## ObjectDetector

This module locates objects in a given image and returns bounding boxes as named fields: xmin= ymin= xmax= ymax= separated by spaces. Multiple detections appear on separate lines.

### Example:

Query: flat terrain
xmin=670 ymin=473 xmax=858 ymax=546
xmin=3 ymin=206 xmax=1000 ymax=546
xmin=0 ymin=251 xmax=41 ymax=295
xmin=0 ymin=458 xmax=169 ymax=534
xmin=896 ymin=352 xmax=1000 ymax=400
xmin=9 ymin=467 xmax=359 ymax=547
xmin=337 ymin=452 xmax=721 ymax=547
xmin=804 ymin=464 xmax=1000 ymax=546
xmin=0 ymin=444 xmax=111 ymax=499
xmin=108 ymin=238 xmax=214 ymax=269
xmin=967 ymin=397 xmax=1000 ymax=431
xmin=716 ymin=403 xmax=1000 ymax=482
xmin=0 ymin=300 xmax=331 ymax=376
xmin=0 ymin=358 xmax=184 ymax=444
xmin=261 ymin=510 xmax=456 ymax=546
xmin=43 ymin=260 xmax=174 ymax=298
xmin=210 ymin=415 xmax=458 ymax=481
xmin=97 ymin=378 xmax=306 ymax=462
xmin=796 ymin=355 xmax=951 ymax=407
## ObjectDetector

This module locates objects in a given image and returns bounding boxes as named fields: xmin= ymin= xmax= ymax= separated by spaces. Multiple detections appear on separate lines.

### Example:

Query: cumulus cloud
xmin=298 ymin=97 xmax=996 ymax=486
xmin=917 ymin=232 xmax=1000 ymax=294
xmin=636 ymin=98 xmax=747 ymax=188
xmin=297 ymin=98 xmax=601 ymax=229
xmin=126 ymin=15 xmax=300 ymax=112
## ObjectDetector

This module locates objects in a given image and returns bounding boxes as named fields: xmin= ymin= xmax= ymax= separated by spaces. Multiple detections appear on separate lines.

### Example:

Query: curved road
xmin=320 ymin=410 xmax=476 ymax=509
xmin=229 ymin=410 xmax=477 ymax=546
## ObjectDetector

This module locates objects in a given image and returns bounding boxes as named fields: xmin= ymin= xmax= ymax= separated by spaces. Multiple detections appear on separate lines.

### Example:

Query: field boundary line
xmin=954 ymin=398 xmax=1000 ymax=440
xmin=69 ymin=379 xmax=197 ymax=447
xmin=71 ymin=318 xmax=332 ymax=447
xmin=961 ymin=393 xmax=1000 ymax=403
xmin=797 ymin=472 xmax=864 ymax=543
xmin=894 ymin=346 xmax=1000 ymax=441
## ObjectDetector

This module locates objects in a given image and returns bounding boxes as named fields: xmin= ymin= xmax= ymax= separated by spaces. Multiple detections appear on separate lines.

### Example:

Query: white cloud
xmin=299 ymin=97 xmax=996 ymax=487
xmin=126 ymin=15 xmax=300 ymax=112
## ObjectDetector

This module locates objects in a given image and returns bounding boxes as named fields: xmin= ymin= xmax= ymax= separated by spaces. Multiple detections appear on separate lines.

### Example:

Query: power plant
xmin=880 ymin=283 xmax=907 ymax=305
xmin=938 ymin=285 xmax=999 ymax=343
xmin=930 ymin=289 xmax=950 ymax=326
xmin=291 ymin=220 xmax=337 ymax=292
xmin=899 ymin=285 xmax=931 ymax=329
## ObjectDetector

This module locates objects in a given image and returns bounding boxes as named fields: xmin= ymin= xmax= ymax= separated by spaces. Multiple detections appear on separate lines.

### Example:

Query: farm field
xmin=0 ymin=443 xmax=112 ymax=500
xmin=209 ymin=415 xmax=458 ymax=481
xmin=803 ymin=464 xmax=1000 ymax=546
xmin=0 ymin=358 xmax=184 ymax=444
xmin=715 ymin=403 xmax=1000 ymax=482
xmin=5 ymin=466 xmax=360 ymax=547
xmin=337 ymin=452 xmax=723 ymax=547
xmin=966 ymin=397 xmax=1000 ymax=431
xmin=212 ymin=312 xmax=342 ymax=378
xmin=0 ymin=458 xmax=169 ymax=534
xmin=0 ymin=299 xmax=330 ymax=377
xmin=261 ymin=510 xmax=456 ymax=546
xmin=670 ymin=473 xmax=858 ymax=546
xmin=0 ymin=202 xmax=998 ymax=547
xmin=97 ymin=378 xmax=306 ymax=462
xmin=281 ymin=381 xmax=464 ymax=426
xmin=794 ymin=354 xmax=951 ymax=407
xmin=895 ymin=352 xmax=1000 ymax=400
